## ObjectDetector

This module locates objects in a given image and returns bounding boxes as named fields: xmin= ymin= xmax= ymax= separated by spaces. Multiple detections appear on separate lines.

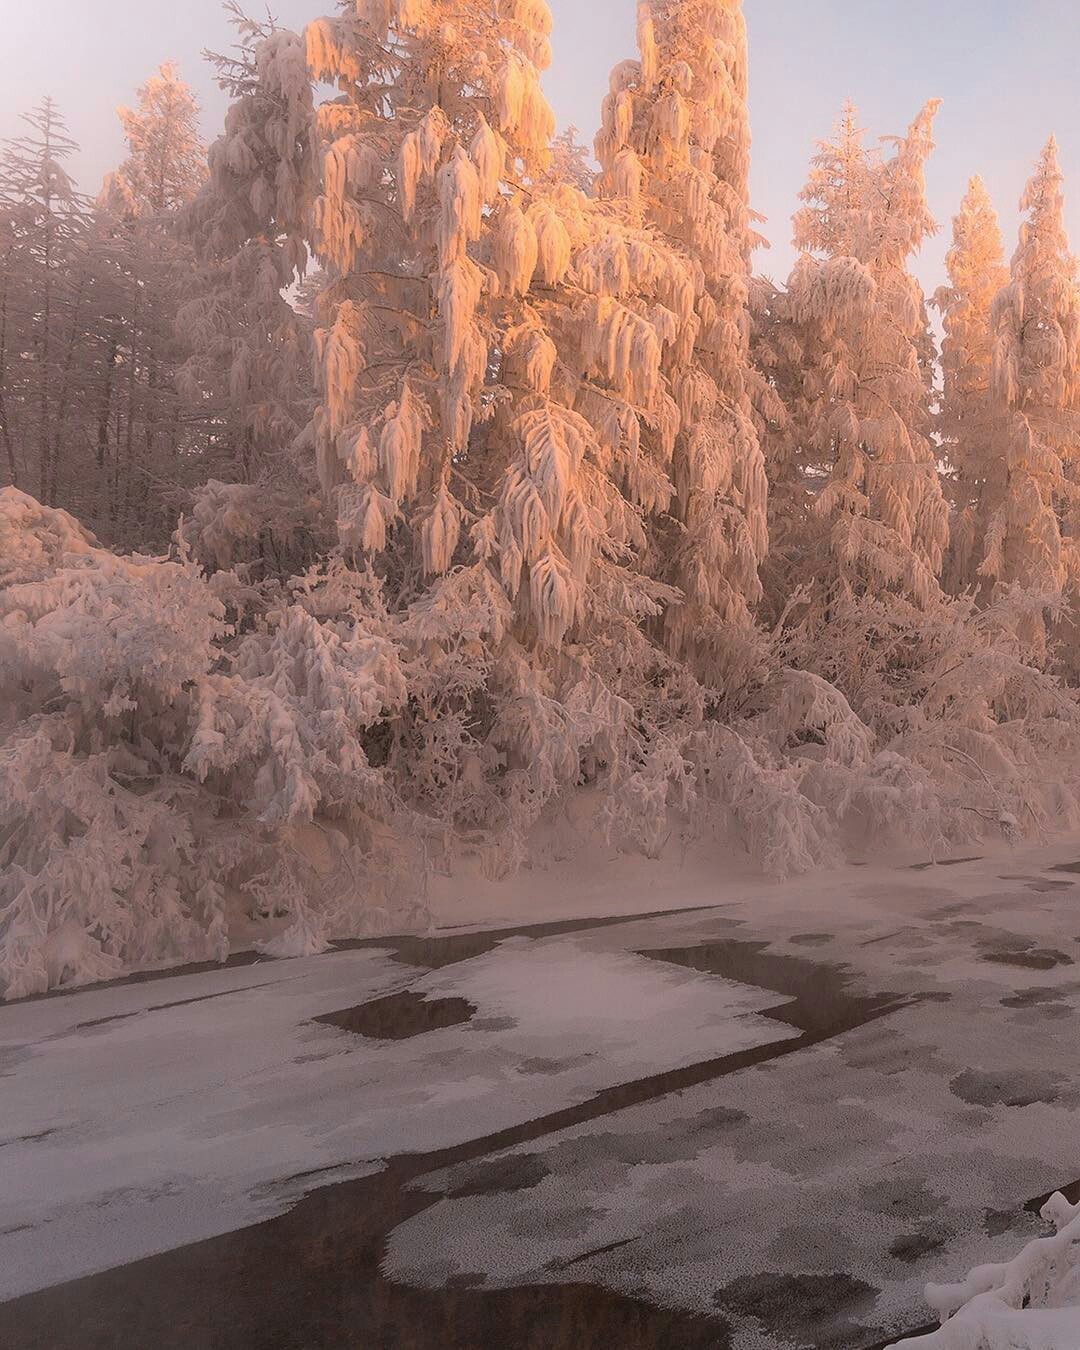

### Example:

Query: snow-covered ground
xmin=2 ymin=839 xmax=1080 ymax=1347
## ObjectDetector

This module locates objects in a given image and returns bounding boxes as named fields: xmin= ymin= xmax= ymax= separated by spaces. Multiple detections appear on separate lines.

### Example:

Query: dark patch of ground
xmin=983 ymin=1208 xmax=1019 ymax=1237
xmin=638 ymin=939 xmax=905 ymax=1039
xmin=1000 ymin=985 xmax=1071 ymax=1008
xmin=858 ymin=1178 xmax=947 ymax=1223
xmin=314 ymin=991 xmax=476 ymax=1041
xmin=715 ymin=1270 xmax=880 ymax=1349
xmin=949 ymin=1068 xmax=1064 ymax=1108
xmin=442 ymin=1152 xmax=551 ymax=1200
xmin=981 ymin=948 xmax=1074 ymax=970
xmin=975 ymin=931 xmax=1074 ymax=970
xmin=888 ymin=1230 xmax=947 ymax=1263
xmin=909 ymin=857 xmax=983 ymax=871
xmin=999 ymin=875 xmax=1075 ymax=893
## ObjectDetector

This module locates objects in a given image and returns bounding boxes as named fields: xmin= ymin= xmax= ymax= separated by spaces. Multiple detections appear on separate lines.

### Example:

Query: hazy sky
xmin=2 ymin=0 xmax=1078 ymax=292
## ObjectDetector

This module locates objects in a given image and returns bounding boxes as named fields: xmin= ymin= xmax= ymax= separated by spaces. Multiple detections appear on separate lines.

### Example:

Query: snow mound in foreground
xmin=891 ymin=1191 xmax=1080 ymax=1348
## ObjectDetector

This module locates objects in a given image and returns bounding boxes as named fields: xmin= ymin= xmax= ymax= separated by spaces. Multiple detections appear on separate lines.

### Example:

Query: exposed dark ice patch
xmin=0 ymin=1156 xmax=733 ymax=1350
xmin=983 ymin=1207 xmax=1029 ymax=1237
xmin=949 ymin=1068 xmax=1064 ymax=1108
xmin=1000 ymin=985 xmax=1070 ymax=1008
xmin=888 ymin=1230 xmax=946 ymax=1263
xmin=858 ymin=1178 xmax=947 ymax=1223
xmin=470 ymin=1016 xmax=516 ymax=1032
xmin=980 ymin=947 xmax=1073 ymax=971
xmin=314 ymin=991 xmax=476 ymax=1040
xmin=637 ymin=939 xmax=903 ymax=1039
xmin=517 ymin=1055 xmax=593 ymax=1076
xmin=1052 ymin=860 xmax=1080 ymax=873
xmin=441 ymin=1151 xmax=552 ymax=1200
xmin=715 ymin=1270 xmax=880 ymax=1348
xmin=999 ymin=875 xmax=1075 ymax=892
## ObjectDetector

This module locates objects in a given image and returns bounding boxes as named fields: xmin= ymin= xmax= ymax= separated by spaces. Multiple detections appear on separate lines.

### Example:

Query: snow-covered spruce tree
xmin=983 ymin=137 xmax=1080 ymax=657
xmin=179 ymin=7 xmax=320 ymax=528
xmin=594 ymin=0 xmax=769 ymax=693
xmin=548 ymin=125 xmax=595 ymax=194
xmin=0 ymin=486 xmax=420 ymax=997
xmin=779 ymin=98 xmax=949 ymax=619
xmin=107 ymin=62 xmax=207 ymax=216
xmin=751 ymin=101 xmax=880 ymax=589
xmin=933 ymin=175 xmax=1010 ymax=593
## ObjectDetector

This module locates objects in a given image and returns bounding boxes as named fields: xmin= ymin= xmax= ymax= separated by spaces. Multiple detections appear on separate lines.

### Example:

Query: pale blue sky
xmin=2 ymin=1 xmax=1078 ymax=292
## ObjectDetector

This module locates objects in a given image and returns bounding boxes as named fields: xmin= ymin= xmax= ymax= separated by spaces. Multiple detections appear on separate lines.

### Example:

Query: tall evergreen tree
xmin=983 ymin=137 xmax=1080 ymax=651
xmin=107 ymin=62 xmax=207 ymax=216
xmin=179 ymin=10 xmax=318 ymax=515
xmin=772 ymin=100 xmax=949 ymax=619
xmin=934 ymin=175 xmax=1009 ymax=592
xmin=595 ymin=0 xmax=769 ymax=692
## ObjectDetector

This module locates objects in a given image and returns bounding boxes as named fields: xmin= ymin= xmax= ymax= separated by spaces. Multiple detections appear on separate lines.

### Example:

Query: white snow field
xmin=1 ymin=839 xmax=1079 ymax=1347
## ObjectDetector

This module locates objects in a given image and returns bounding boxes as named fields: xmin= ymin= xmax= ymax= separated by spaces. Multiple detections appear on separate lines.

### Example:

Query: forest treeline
xmin=3 ymin=0 xmax=1080 ymax=996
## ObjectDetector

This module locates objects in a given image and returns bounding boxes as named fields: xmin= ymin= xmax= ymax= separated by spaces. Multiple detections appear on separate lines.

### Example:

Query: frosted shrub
xmin=1 ymin=490 xmax=229 ymax=996
xmin=0 ymin=489 xmax=417 ymax=997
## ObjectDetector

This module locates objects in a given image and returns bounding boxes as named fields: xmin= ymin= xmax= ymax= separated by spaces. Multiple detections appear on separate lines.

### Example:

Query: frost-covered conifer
xmin=934 ymin=175 xmax=1010 ymax=592
xmin=982 ymin=138 xmax=1080 ymax=653
xmin=595 ymin=0 xmax=769 ymax=690
xmin=180 ymin=9 xmax=319 ymax=508
xmin=777 ymin=100 xmax=949 ymax=617
xmin=104 ymin=63 xmax=207 ymax=216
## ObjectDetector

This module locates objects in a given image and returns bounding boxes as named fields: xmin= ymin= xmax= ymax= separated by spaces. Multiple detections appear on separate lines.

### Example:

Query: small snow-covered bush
xmin=773 ymin=587 xmax=1080 ymax=854
xmin=890 ymin=1190 xmax=1080 ymax=1349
